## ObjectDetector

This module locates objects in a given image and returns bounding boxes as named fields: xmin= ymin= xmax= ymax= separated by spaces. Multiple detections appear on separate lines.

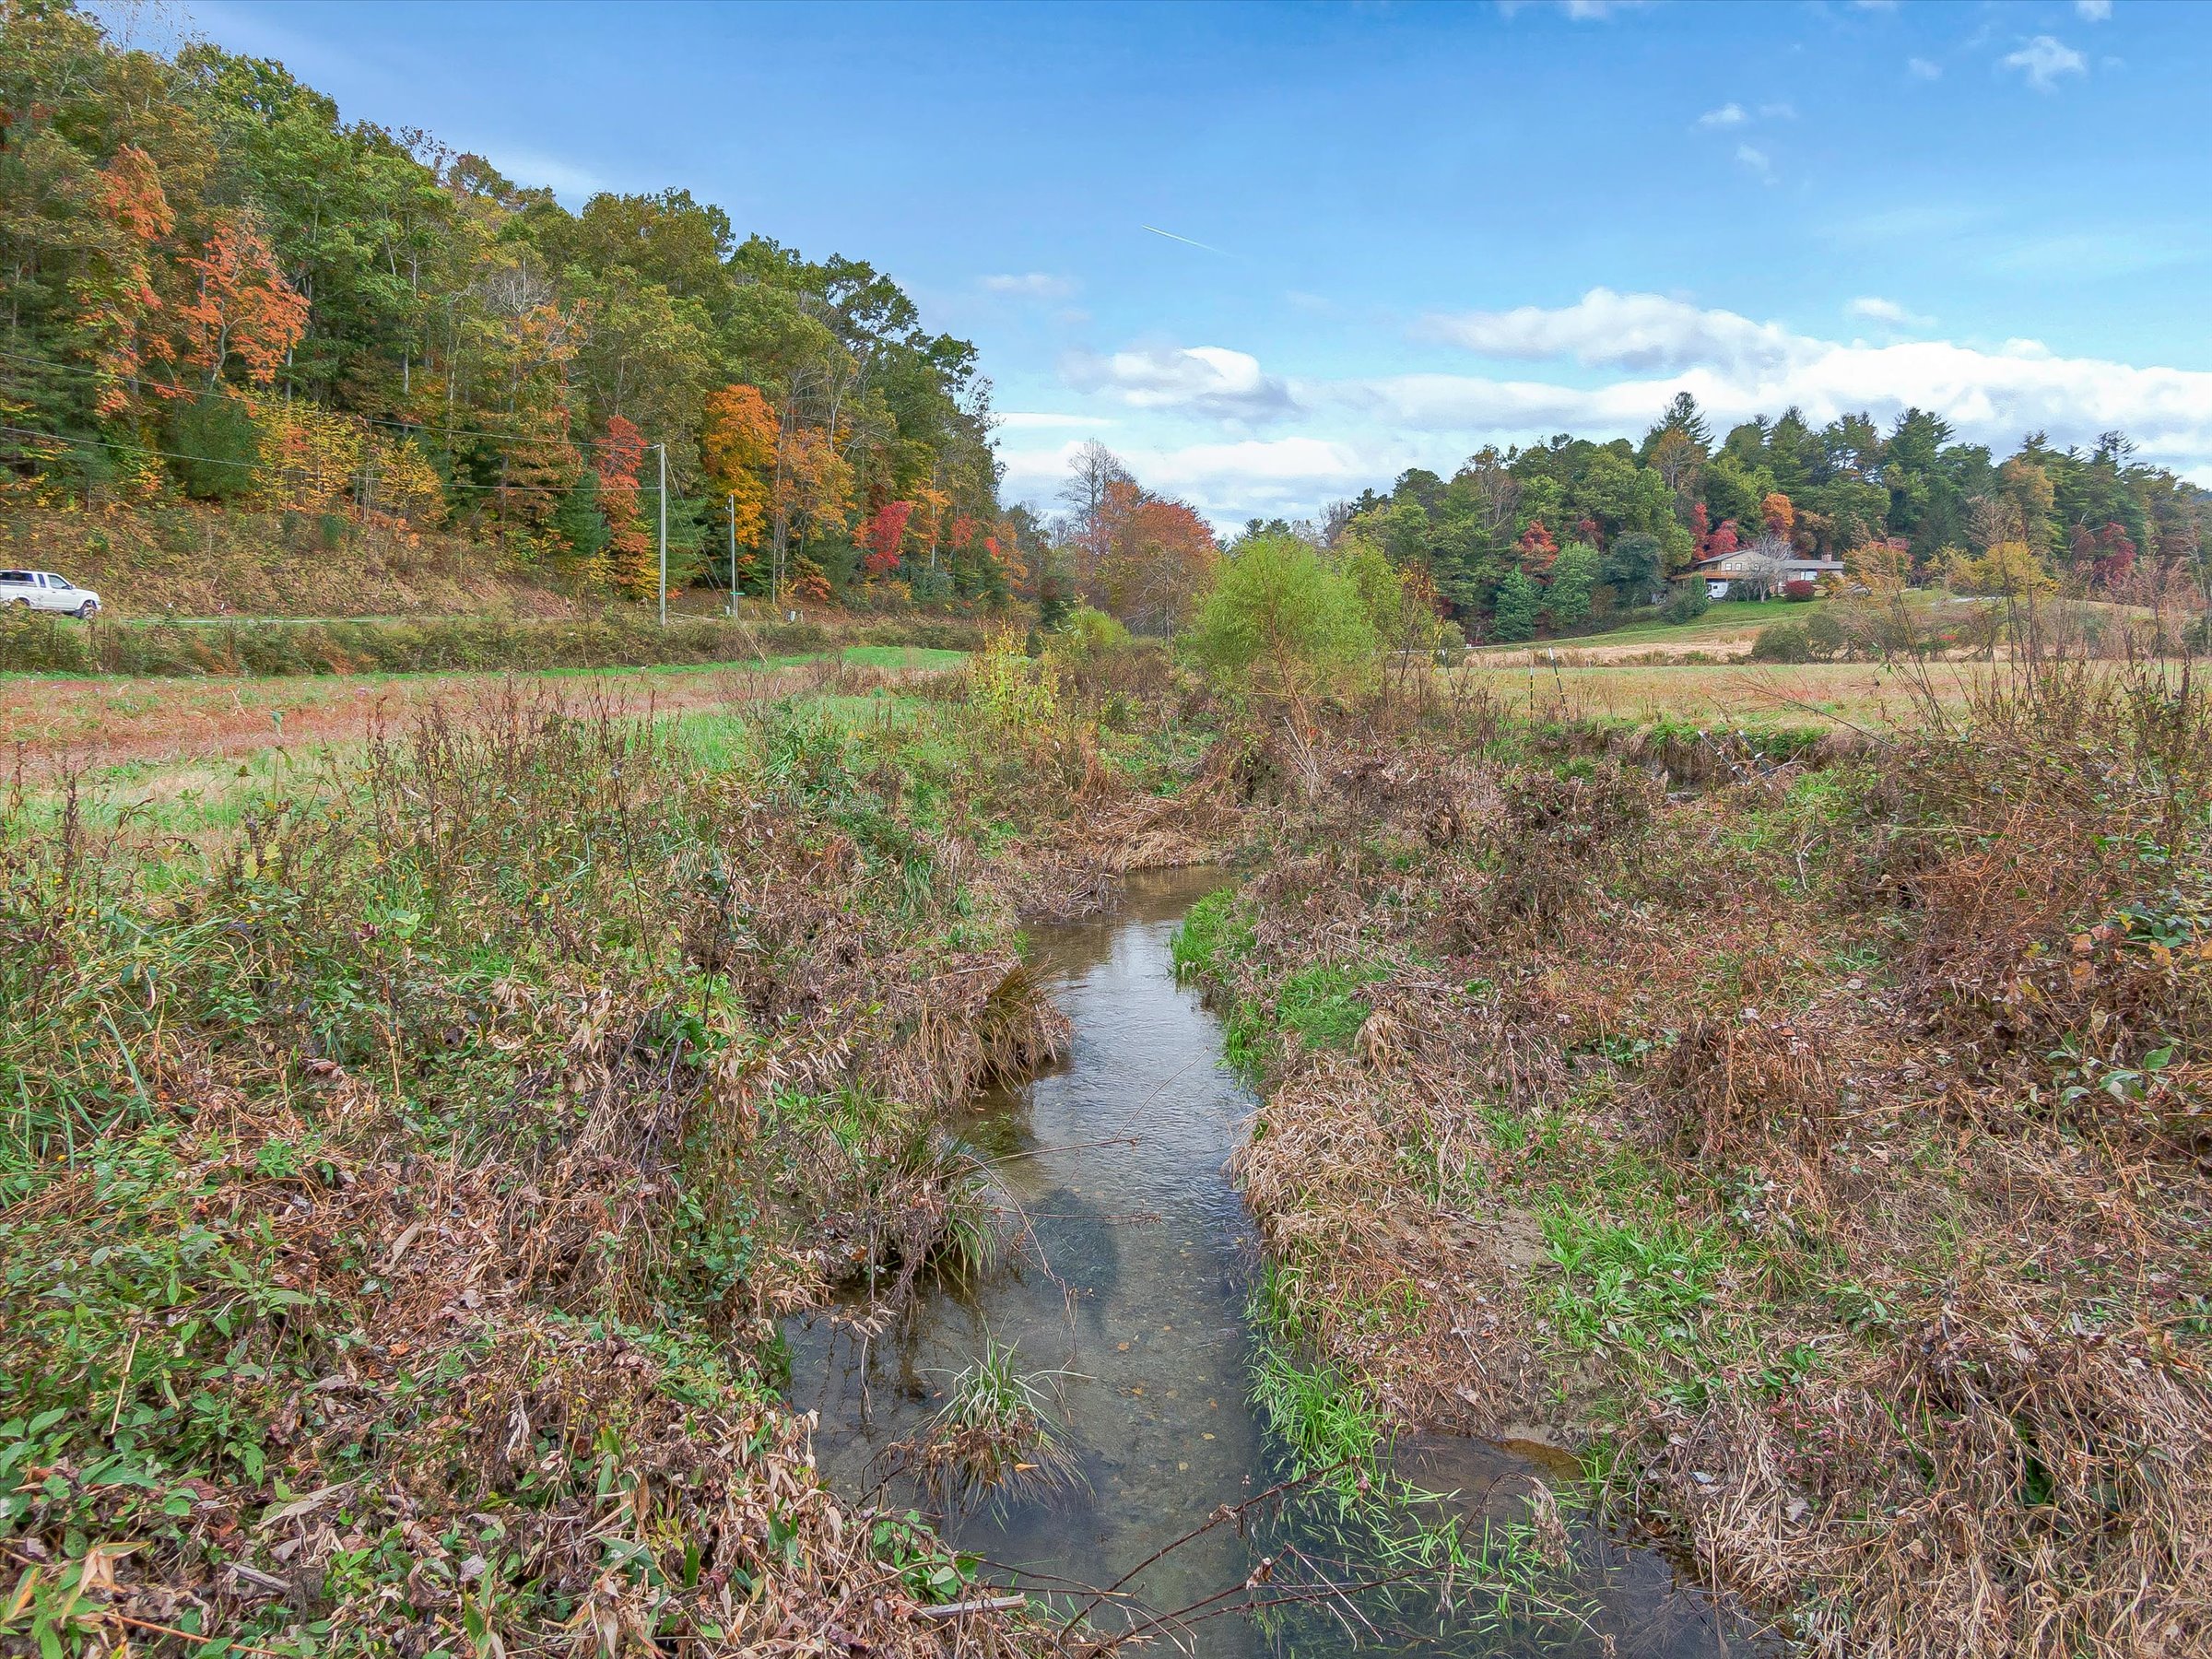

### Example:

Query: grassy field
xmin=1472 ymin=590 xmax=1988 ymax=665
xmin=6 ymin=626 xmax=2208 ymax=1657
xmin=0 ymin=644 xmax=966 ymax=772
xmin=0 ymin=635 xmax=1235 ymax=1657
xmin=1454 ymin=655 xmax=1983 ymax=732
xmin=1182 ymin=651 xmax=2212 ymax=1659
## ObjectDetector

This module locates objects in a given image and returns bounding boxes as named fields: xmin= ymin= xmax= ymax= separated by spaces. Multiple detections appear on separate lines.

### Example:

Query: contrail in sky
xmin=1141 ymin=224 xmax=1230 ymax=256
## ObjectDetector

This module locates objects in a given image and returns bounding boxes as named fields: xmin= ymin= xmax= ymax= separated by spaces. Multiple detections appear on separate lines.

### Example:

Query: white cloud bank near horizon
xmin=995 ymin=287 xmax=2212 ymax=528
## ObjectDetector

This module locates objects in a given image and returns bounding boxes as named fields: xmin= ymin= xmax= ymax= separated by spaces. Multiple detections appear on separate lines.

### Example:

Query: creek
xmin=785 ymin=866 xmax=1771 ymax=1655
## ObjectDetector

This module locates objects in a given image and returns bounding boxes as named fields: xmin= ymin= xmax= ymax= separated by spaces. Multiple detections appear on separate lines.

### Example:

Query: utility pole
xmin=728 ymin=492 xmax=737 ymax=618
xmin=654 ymin=443 xmax=667 ymax=628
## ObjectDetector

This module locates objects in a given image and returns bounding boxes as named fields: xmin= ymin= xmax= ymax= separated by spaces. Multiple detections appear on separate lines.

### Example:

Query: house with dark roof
xmin=1674 ymin=542 xmax=1846 ymax=600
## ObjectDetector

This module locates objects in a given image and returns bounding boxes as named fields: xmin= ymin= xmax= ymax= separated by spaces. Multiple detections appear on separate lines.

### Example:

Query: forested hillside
xmin=0 ymin=0 xmax=1011 ymax=609
xmin=1328 ymin=392 xmax=2212 ymax=641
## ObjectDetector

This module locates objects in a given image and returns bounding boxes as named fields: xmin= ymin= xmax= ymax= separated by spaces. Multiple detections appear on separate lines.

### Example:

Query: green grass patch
xmin=1170 ymin=885 xmax=1253 ymax=982
xmin=1273 ymin=959 xmax=1391 ymax=1051
xmin=1539 ymin=1211 xmax=1735 ymax=1359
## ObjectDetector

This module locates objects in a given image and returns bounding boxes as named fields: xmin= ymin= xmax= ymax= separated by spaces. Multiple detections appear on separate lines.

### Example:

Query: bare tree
xmin=1059 ymin=441 xmax=1133 ymax=586
xmin=1456 ymin=446 xmax=1521 ymax=543
xmin=1732 ymin=534 xmax=1794 ymax=598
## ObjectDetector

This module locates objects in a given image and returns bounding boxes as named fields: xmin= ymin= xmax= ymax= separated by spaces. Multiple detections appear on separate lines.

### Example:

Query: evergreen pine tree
xmin=1491 ymin=568 xmax=1541 ymax=641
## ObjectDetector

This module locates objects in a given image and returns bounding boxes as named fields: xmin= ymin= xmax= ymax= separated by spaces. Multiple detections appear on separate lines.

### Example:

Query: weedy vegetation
xmin=1182 ymin=639 xmax=2212 ymax=1658
xmin=0 ymin=635 xmax=1223 ymax=1658
xmin=888 ymin=1338 xmax=1079 ymax=1512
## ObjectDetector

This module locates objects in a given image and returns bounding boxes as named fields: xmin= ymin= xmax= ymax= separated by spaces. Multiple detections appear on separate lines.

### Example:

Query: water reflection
xmin=785 ymin=867 xmax=1772 ymax=1656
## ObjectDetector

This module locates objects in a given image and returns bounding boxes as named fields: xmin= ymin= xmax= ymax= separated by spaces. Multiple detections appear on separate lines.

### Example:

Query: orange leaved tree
xmin=175 ymin=213 xmax=309 ymax=390
xmin=597 ymin=416 xmax=656 ymax=599
xmin=701 ymin=384 xmax=777 ymax=587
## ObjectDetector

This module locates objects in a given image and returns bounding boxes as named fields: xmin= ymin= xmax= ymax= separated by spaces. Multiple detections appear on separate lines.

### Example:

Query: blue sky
xmin=114 ymin=0 xmax=2212 ymax=524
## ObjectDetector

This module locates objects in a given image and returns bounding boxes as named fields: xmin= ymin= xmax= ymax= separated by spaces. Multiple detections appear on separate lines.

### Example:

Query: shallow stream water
xmin=785 ymin=867 xmax=1771 ymax=1655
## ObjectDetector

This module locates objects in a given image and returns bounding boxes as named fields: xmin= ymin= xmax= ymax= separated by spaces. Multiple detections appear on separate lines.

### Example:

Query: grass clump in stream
xmin=1247 ymin=1265 xmax=1386 ymax=1490
xmin=892 ymin=1336 xmax=1077 ymax=1511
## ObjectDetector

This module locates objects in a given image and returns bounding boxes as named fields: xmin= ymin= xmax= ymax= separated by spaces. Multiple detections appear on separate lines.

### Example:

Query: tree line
xmin=1323 ymin=392 xmax=2212 ymax=641
xmin=0 ymin=0 xmax=1014 ymax=607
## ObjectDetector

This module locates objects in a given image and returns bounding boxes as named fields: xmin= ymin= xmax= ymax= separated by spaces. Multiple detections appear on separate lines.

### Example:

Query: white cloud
xmin=997 ymin=434 xmax=1372 ymax=526
xmin=1699 ymin=100 xmax=1791 ymax=130
xmin=1005 ymin=288 xmax=2212 ymax=528
xmin=2002 ymin=35 xmax=2088 ymax=90
xmin=1987 ymin=229 xmax=2197 ymax=280
xmin=1421 ymin=288 xmax=1808 ymax=375
xmin=1907 ymin=56 xmax=1943 ymax=80
xmin=1498 ymin=0 xmax=1645 ymax=18
xmin=1735 ymin=143 xmax=1775 ymax=180
xmin=981 ymin=272 xmax=1077 ymax=300
xmin=1377 ymin=292 xmax=2212 ymax=475
xmin=2076 ymin=0 xmax=2112 ymax=20
xmin=1848 ymin=295 xmax=1936 ymax=329
xmin=492 ymin=146 xmax=604 ymax=200
xmin=1063 ymin=344 xmax=1300 ymax=421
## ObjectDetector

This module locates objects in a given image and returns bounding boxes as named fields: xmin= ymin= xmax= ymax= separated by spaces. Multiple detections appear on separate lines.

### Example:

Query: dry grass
xmin=1186 ymin=653 xmax=2212 ymax=1656
xmin=0 ymin=654 xmax=913 ymax=773
xmin=0 ymin=687 xmax=1098 ymax=1656
xmin=1453 ymin=658 xmax=1985 ymax=732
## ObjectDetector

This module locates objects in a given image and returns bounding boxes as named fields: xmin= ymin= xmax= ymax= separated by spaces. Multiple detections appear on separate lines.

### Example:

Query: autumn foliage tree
xmin=1515 ymin=518 xmax=1559 ymax=576
xmin=1049 ymin=445 xmax=1218 ymax=632
xmin=857 ymin=500 xmax=913 ymax=578
xmin=1089 ymin=477 xmax=1218 ymax=635
xmin=81 ymin=144 xmax=176 ymax=415
xmin=174 ymin=213 xmax=309 ymax=390
xmin=596 ymin=416 xmax=656 ymax=599
xmin=700 ymin=383 xmax=777 ymax=576
xmin=1760 ymin=490 xmax=1796 ymax=545
xmin=2080 ymin=521 xmax=2138 ymax=590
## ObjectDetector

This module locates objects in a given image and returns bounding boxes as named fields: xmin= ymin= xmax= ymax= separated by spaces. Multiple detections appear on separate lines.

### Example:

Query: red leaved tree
xmin=858 ymin=500 xmax=913 ymax=578
xmin=2086 ymin=521 xmax=2137 ymax=590
xmin=1516 ymin=518 xmax=1559 ymax=576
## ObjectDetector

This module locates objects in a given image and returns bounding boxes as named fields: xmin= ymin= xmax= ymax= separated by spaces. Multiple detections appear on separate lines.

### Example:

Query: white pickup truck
xmin=0 ymin=568 xmax=101 ymax=618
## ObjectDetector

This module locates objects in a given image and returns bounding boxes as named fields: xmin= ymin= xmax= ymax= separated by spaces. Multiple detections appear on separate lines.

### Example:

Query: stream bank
xmin=787 ymin=867 xmax=1769 ymax=1655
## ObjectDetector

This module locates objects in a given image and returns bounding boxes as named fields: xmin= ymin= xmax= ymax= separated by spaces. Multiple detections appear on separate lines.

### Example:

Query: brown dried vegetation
xmin=1194 ymin=653 xmax=2212 ymax=1657
xmin=0 ymin=685 xmax=1116 ymax=1656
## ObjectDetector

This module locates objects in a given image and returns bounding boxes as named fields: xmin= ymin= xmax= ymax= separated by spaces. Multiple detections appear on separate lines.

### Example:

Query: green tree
xmin=1546 ymin=541 xmax=1601 ymax=629
xmin=1490 ymin=569 xmax=1541 ymax=642
xmin=1602 ymin=532 xmax=1664 ymax=606
xmin=1186 ymin=534 xmax=1380 ymax=713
